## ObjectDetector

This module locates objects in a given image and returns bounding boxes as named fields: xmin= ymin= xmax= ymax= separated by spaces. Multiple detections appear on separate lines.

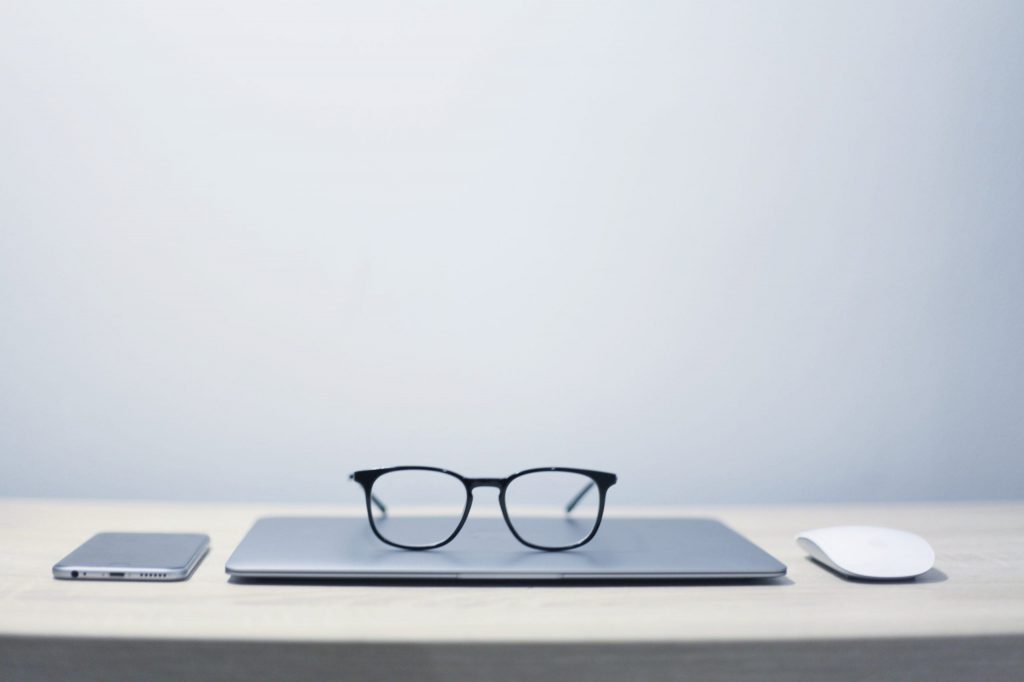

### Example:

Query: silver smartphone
xmin=53 ymin=532 xmax=210 ymax=581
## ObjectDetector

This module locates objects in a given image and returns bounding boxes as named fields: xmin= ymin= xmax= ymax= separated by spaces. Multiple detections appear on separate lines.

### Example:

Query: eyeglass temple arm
xmin=565 ymin=481 xmax=596 ymax=514
xmin=349 ymin=474 xmax=388 ymax=515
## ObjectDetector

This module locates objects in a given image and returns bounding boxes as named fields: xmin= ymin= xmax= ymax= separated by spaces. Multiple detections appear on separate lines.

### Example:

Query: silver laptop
xmin=225 ymin=516 xmax=786 ymax=581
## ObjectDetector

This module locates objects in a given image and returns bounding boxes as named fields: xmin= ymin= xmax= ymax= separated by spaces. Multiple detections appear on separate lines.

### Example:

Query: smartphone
xmin=53 ymin=532 xmax=210 ymax=581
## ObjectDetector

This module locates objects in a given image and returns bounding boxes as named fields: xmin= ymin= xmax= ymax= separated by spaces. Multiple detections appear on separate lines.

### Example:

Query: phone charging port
xmin=109 ymin=572 xmax=126 ymax=578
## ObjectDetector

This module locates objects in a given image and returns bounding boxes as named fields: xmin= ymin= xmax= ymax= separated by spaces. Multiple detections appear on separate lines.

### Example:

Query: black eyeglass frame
xmin=349 ymin=466 xmax=618 ymax=551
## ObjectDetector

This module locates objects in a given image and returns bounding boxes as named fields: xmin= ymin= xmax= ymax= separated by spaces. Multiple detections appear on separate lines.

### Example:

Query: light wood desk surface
xmin=1 ymin=498 xmax=1022 ymax=680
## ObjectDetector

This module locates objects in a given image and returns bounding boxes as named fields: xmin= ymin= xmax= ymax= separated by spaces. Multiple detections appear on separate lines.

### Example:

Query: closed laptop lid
xmin=225 ymin=516 xmax=786 ymax=581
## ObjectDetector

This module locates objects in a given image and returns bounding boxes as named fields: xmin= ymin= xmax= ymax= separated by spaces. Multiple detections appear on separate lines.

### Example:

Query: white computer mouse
xmin=795 ymin=526 xmax=935 ymax=580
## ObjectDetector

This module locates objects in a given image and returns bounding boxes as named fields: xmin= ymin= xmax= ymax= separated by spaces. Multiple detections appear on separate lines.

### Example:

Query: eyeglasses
xmin=349 ymin=466 xmax=618 ymax=551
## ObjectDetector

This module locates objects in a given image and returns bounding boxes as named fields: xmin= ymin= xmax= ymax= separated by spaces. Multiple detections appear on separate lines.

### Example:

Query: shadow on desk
xmin=227 ymin=575 xmax=795 ymax=588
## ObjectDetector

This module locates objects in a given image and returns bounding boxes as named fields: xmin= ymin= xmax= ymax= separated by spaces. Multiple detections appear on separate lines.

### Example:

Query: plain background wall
xmin=1 ymin=0 xmax=1022 ymax=506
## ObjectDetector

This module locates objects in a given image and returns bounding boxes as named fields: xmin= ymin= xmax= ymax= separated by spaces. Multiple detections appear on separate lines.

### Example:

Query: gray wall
xmin=2 ymin=1 xmax=1022 ymax=506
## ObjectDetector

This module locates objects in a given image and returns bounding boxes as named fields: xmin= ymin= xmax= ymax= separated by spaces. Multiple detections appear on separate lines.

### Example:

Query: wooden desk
xmin=1 ymin=499 xmax=1022 ymax=681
